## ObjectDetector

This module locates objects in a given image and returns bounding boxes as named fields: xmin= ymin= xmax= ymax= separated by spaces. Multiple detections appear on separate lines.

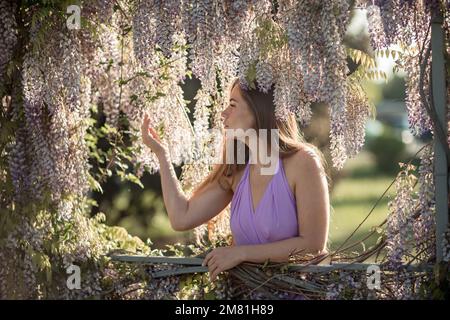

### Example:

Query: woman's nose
xmin=221 ymin=109 xmax=228 ymax=120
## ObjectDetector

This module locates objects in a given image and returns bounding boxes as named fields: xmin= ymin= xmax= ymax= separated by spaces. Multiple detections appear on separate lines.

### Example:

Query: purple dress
xmin=230 ymin=157 xmax=299 ymax=245
xmin=230 ymin=157 xmax=304 ymax=300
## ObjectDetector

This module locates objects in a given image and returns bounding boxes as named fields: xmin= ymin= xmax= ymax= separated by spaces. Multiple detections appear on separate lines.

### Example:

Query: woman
xmin=141 ymin=79 xmax=330 ymax=282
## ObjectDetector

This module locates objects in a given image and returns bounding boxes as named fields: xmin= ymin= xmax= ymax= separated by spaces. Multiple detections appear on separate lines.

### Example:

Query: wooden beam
xmin=287 ymin=263 xmax=433 ymax=273
xmin=110 ymin=255 xmax=433 ymax=278
xmin=431 ymin=8 xmax=449 ymax=263
xmin=110 ymin=255 xmax=204 ymax=265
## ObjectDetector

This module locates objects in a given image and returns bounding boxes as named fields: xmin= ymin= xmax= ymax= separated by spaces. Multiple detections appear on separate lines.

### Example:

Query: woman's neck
xmin=248 ymin=150 xmax=279 ymax=175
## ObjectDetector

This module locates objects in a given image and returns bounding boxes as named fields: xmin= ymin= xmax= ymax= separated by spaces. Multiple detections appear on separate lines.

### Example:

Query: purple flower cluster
xmin=0 ymin=1 xmax=17 ymax=84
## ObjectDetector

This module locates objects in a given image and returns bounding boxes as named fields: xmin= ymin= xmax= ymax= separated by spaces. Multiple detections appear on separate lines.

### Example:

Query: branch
xmin=330 ymin=143 xmax=431 ymax=258
xmin=113 ymin=0 xmax=129 ymax=20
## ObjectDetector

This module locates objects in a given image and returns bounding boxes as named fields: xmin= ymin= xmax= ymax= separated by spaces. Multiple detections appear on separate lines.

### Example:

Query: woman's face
xmin=221 ymin=85 xmax=256 ymax=132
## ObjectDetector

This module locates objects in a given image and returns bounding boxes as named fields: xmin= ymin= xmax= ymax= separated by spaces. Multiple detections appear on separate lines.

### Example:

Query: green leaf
xmin=360 ymin=53 xmax=367 ymax=68
xmin=46 ymin=266 xmax=52 ymax=284
xmin=355 ymin=49 xmax=361 ymax=64
xmin=204 ymin=291 xmax=216 ymax=300
xmin=245 ymin=61 xmax=257 ymax=88
xmin=124 ymin=173 xmax=144 ymax=188
xmin=88 ymin=173 xmax=103 ymax=193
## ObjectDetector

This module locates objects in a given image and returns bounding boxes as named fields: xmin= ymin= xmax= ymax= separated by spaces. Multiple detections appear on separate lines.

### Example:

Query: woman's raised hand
xmin=141 ymin=113 xmax=167 ymax=158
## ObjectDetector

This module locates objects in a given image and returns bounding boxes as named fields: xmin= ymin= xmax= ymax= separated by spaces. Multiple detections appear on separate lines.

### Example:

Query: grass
xmin=328 ymin=151 xmax=397 ymax=253
xmin=329 ymin=176 xmax=396 ymax=251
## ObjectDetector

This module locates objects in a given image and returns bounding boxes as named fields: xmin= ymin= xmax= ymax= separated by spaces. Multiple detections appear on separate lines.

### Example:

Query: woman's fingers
xmin=148 ymin=127 xmax=161 ymax=142
xmin=209 ymin=259 xmax=218 ymax=270
xmin=140 ymin=113 xmax=167 ymax=157
xmin=141 ymin=114 xmax=149 ymax=131
xmin=141 ymin=114 xmax=160 ymax=141
xmin=141 ymin=114 xmax=161 ymax=145
xmin=208 ymin=263 xmax=220 ymax=281
xmin=211 ymin=266 xmax=223 ymax=282
xmin=203 ymin=252 xmax=213 ymax=267
xmin=203 ymin=252 xmax=224 ymax=281
xmin=203 ymin=252 xmax=217 ymax=267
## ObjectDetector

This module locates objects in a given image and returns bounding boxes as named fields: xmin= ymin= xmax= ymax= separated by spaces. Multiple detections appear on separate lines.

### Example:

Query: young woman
xmin=141 ymin=79 xmax=330 ymax=282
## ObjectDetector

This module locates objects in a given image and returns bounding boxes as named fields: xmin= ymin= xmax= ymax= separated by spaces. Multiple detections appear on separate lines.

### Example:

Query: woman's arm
xmin=156 ymin=150 xmax=190 ymax=230
xmin=141 ymin=114 xmax=233 ymax=231
xmin=157 ymin=151 xmax=233 ymax=232
xmin=238 ymin=236 xmax=323 ymax=264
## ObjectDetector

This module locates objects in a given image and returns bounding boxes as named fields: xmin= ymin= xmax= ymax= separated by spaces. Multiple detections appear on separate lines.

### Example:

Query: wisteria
xmin=127 ymin=0 xmax=372 ymax=169
xmin=0 ymin=1 xmax=17 ymax=88
xmin=381 ymin=144 xmax=437 ymax=299
xmin=363 ymin=0 xmax=438 ymax=136
xmin=386 ymin=163 xmax=420 ymax=267
xmin=414 ymin=145 xmax=436 ymax=261
xmin=0 ymin=0 xmax=447 ymax=300
xmin=21 ymin=29 xmax=90 ymax=203
xmin=361 ymin=0 xmax=447 ymax=288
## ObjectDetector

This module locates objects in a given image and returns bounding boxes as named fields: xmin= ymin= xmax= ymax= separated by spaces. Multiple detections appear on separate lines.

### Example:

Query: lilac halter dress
xmin=230 ymin=157 xmax=304 ymax=300
xmin=230 ymin=157 xmax=299 ymax=245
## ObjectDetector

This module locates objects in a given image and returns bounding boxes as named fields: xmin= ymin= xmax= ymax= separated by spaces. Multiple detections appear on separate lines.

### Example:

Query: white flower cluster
xmin=325 ymin=271 xmax=364 ymax=300
xmin=278 ymin=0 xmax=352 ymax=168
xmin=363 ymin=0 xmax=437 ymax=136
xmin=144 ymin=264 xmax=181 ymax=299
xmin=20 ymin=30 xmax=89 ymax=203
xmin=414 ymin=145 xmax=436 ymax=260
xmin=129 ymin=0 xmax=380 ymax=171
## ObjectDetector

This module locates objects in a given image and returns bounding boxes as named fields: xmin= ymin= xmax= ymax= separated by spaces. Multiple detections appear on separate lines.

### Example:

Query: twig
xmin=330 ymin=143 xmax=430 ymax=258
xmin=333 ymin=220 xmax=386 ymax=255
xmin=404 ymin=242 xmax=435 ymax=268
xmin=114 ymin=0 xmax=129 ymax=20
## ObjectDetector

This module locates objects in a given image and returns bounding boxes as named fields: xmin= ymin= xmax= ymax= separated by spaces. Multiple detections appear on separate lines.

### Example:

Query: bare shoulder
xmin=280 ymin=145 xmax=328 ymax=203
xmin=295 ymin=145 xmax=323 ymax=167
xmin=284 ymin=145 xmax=325 ymax=182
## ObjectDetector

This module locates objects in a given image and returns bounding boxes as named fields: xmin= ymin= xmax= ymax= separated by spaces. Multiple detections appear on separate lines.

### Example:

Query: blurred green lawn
xmin=329 ymin=151 xmax=396 ymax=252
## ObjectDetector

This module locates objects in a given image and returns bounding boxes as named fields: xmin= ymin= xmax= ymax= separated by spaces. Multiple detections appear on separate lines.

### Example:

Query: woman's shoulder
xmin=283 ymin=144 xmax=325 ymax=178
xmin=280 ymin=145 xmax=326 ymax=196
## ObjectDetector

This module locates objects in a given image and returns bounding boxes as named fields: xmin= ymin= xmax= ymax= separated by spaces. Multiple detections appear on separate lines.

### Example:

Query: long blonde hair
xmin=193 ymin=78 xmax=328 ymax=196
